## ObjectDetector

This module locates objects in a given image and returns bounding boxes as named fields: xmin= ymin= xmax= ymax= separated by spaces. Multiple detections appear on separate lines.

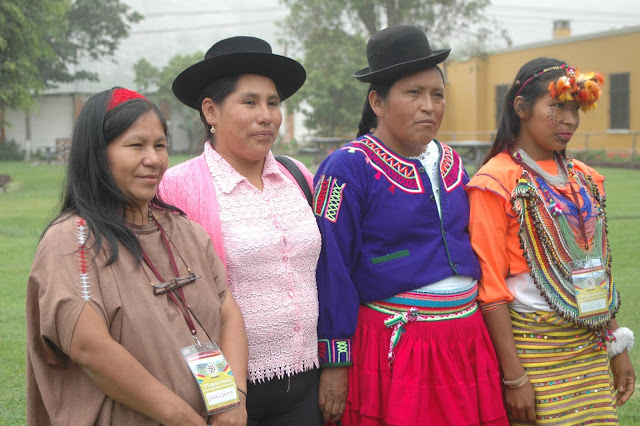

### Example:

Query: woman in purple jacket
xmin=313 ymin=25 xmax=508 ymax=426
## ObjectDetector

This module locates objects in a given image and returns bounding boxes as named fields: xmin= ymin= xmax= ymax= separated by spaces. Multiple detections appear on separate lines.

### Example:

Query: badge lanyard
xmin=142 ymin=215 xmax=201 ymax=346
xmin=142 ymin=215 xmax=240 ymax=414
xmin=512 ymin=153 xmax=590 ymax=251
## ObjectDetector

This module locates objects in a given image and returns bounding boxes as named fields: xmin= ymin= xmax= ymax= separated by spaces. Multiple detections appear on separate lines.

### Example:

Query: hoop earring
xmin=210 ymin=124 xmax=216 ymax=134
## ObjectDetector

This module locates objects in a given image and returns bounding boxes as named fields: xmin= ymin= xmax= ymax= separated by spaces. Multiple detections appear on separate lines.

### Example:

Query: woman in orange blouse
xmin=467 ymin=57 xmax=635 ymax=425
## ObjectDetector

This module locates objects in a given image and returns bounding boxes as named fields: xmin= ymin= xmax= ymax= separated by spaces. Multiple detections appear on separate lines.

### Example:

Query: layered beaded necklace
xmin=510 ymin=150 xmax=619 ymax=328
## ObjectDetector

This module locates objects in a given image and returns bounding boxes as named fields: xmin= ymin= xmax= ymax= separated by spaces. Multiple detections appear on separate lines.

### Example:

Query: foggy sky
xmin=53 ymin=0 xmax=640 ymax=94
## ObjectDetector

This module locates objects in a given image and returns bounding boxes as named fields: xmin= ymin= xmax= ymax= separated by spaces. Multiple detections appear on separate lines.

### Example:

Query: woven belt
xmin=366 ymin=301 xmax=478 ymax=368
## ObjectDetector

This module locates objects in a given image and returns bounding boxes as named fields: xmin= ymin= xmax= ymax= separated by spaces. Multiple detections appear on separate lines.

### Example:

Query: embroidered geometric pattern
xmin=511 ymin=170 xmax=619 ymax=329
xmin=318 ymin=338 xmax=352 ymax=367
xmin=318 ymin=339 xmax=329 ymax=365
xmin=76 ymin=218 xmax=91 ymax=301
xmin=325 ymin=180 xmax=346 ymax=222
xmin=313 ymin=175 xmax=331 ymax=217
xmin=314 ymin=175 xmax=346 ymax=222
xmin=439 ymin=143 xmax=464 ymax=193
xmin=343 ymin=135 xmax=424 ymax=194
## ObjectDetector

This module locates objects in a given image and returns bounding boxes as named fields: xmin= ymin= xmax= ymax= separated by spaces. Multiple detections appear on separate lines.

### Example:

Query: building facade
xmin=439 ymin=25 xmax=639 ymax=153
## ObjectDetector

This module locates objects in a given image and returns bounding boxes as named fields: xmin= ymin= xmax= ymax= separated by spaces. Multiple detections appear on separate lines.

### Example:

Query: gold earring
xmin=210 ymin=124 xmax=216 ymax=134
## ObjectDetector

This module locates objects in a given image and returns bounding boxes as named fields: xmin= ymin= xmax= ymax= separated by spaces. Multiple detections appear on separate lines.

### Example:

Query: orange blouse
xmin=466 ymin=152 xmax=605 ymax=312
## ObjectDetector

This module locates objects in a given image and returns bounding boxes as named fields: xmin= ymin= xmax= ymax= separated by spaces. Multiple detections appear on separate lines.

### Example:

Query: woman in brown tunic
xmin=26 ymin=88 xmax=248 ymax=425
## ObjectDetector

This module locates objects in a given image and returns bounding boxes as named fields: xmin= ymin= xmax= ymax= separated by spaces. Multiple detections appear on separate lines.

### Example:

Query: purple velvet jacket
xmin=313 ymin=134 xmax=481 ymax=366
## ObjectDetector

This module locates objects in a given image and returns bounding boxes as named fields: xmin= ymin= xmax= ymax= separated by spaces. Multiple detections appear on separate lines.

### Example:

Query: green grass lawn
xmin=1 ymin=159 xmax=639 ymax=424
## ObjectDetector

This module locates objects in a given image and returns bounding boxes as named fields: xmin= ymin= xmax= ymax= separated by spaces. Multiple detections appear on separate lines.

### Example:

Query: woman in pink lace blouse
xmin=159 ymin=36 xmax=322 ymax=425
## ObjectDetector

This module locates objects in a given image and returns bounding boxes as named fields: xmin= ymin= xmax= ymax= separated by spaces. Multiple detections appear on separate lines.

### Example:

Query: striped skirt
xmin=510 ymin=310 xmax=618 ymax=425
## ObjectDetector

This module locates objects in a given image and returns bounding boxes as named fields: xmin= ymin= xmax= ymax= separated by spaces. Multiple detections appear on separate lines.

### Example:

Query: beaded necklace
xmin=510 ymin=152 xmax=619 ymax=328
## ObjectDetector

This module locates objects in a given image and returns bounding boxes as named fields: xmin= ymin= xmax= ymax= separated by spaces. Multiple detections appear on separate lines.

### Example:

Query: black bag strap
xmin=275 ymin=155 xmax=313 ymax=207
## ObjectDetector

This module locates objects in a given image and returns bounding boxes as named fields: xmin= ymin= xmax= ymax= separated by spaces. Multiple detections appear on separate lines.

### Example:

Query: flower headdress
xmin=547 ymin=67 xmax=604 ymax=112
xmin=513 ymin=64 xmax=604 ymax=113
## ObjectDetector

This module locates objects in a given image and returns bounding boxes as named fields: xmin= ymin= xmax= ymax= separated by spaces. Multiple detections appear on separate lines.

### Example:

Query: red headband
xmin=107 ymin=88 xmax=147 ymax=111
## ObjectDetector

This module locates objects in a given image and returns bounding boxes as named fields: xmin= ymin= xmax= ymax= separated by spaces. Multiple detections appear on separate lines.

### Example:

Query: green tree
xmin=0 ymin=0 xmax=141 ymax=113
xmin=286 ymin=30 xmax=368 ymax=138
xmin=280 ymin=0 xmax=507 ymax=137
xmin=133 ymin=52 xmax=205 ymax=154
xmin=42 ymin=0 xmax=142 ymax=84
xmin=0 ymin=0 xmax=63 ymax=113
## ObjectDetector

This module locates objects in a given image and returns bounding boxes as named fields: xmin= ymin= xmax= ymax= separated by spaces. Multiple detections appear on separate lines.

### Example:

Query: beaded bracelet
xmin=608 ymin=327 xmax=635 ymax=358
xmin=503 ymin=372 xmax=529 ymax=389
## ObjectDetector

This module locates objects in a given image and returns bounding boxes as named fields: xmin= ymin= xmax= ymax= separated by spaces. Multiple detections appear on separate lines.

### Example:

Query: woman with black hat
xmin=159 ymin=36 xmax=323 ymax=425
xmin=312 ymin=25 xmax=508 ymax=425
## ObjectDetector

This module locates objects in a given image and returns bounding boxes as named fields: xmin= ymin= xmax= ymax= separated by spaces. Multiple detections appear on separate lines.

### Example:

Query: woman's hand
xmin=209 ymin=393 xmax=247 ymax=426
xmin=482 ymin=306 xmax=537 ymax=423
xmin=318 ymin=367 xmax=349 ymax=423
xmin=505 ymin=381 xmax=537 ymax=424
xmin=610 ymin=350 xmax=636 ymax=406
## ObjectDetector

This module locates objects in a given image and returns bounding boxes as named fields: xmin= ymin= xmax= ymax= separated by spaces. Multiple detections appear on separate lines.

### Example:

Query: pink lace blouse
xmin=204 ymin=145 xmax=321 ymax=382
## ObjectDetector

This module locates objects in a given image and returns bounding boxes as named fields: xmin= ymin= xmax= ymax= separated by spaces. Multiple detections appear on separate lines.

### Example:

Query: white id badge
xmin=181 ymin=342 xmax=240 ymax=415
xmin=570 ymin=258 xmax=608 ymax=320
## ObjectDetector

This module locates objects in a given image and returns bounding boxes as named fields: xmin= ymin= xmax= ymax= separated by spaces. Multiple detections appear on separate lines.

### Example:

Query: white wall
xmin=4 ymin=109 xmax=27 ymax=146
xmin=6 ymin=95 xmax=75 ymax=153
xmin=5 ymin=94 xmax=306 ymax=156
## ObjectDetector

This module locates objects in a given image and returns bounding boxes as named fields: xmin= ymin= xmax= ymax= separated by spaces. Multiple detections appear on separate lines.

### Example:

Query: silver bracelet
xmin=608 ymin=327 xmax=635 ymax=358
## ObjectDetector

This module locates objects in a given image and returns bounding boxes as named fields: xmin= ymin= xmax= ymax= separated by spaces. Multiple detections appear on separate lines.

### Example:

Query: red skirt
xmin=341 ymin=306 xmax=508 ymax=426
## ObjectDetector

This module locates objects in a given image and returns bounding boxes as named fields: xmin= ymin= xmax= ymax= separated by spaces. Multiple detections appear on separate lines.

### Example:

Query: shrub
xmin=570 ymin=149 xmax=607 ymax=163
xmin=0 ymin=140 xmax=24 ymax=161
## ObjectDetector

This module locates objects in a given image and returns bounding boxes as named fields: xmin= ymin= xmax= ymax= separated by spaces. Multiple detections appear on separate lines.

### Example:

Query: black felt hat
xmin=354 ymin=25 xmax=450 ymax=83
xmin=172 ymin=36 xmax=306 ymax=109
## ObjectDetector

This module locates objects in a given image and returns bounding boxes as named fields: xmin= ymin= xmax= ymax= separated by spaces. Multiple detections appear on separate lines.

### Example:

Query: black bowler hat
xmin=172 ymin=36 xmax=306 ymax=109
xmin=353 ymin=25 xmax=450 ymax=83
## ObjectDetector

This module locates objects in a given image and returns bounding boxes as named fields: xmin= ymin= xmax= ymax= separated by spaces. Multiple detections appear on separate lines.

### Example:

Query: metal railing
xmin=438 ymin=130 xmax=640 ymax=167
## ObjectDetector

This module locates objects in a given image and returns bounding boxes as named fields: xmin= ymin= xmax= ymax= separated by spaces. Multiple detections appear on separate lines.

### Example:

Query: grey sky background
xmin=63 ymin=0 xmax=640 ymax=93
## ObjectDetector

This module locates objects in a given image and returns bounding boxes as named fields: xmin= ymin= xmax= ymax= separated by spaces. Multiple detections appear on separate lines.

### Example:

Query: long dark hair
xmin=356 ymin=66 xmax=444 ymax=137
xmin=52 ymin=87 xmax=181 ymax=265
xmin=484 ymin=57 xmax=567 ymax=163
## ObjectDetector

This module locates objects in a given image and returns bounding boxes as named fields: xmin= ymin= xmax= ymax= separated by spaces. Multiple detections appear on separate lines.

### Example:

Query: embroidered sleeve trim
xmin=318 ymin=338 xmax=352 ymax=367
xmin=76 ymin=218 xmax=91 ymax=301
xmin=314 ymin=175 xmax=346 ymax=223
